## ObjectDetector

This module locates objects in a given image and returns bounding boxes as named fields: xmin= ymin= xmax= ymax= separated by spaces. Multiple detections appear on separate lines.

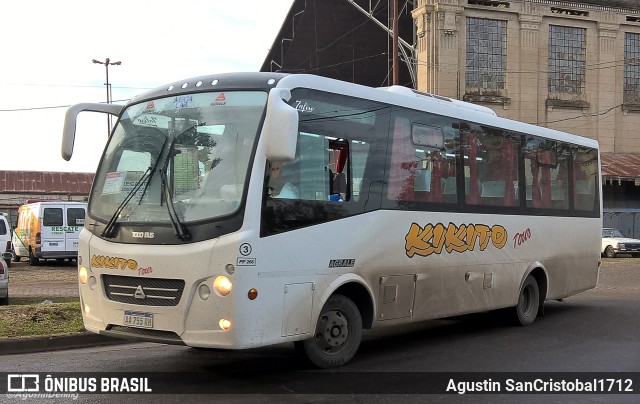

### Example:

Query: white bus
xmin=62 ymin=73 xmax=601 ymax=368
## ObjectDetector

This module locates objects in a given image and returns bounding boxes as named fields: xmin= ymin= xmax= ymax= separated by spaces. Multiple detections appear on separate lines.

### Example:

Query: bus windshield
xmin=89 ymin=91 xmax=268 ymax=226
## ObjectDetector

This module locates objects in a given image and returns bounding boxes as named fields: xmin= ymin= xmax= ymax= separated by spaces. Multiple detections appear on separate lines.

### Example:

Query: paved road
xmin=1 ymin=257 xmax=639 ymax=403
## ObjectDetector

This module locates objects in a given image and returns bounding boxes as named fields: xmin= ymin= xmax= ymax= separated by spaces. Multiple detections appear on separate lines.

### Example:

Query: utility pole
xmin=92 ymin=58 xmax=121 ymax=135
xmin=392 ymin=0 xmax=399 ymax=85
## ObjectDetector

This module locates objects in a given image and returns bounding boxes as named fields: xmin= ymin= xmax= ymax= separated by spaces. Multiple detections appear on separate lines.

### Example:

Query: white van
xmin=13 ymin=201 xmax=87 ymax=265
xmin=0 ymin=215 xmax=12 ymax=267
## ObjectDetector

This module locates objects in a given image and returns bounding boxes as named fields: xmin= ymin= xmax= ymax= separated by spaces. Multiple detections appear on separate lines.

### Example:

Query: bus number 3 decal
xmin=405 ymin=222 xmax=508 ymax=258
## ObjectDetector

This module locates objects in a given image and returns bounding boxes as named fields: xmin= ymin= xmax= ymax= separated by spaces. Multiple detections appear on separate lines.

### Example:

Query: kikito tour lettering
xmin=405 ymin=222 xmax=508 ymax=258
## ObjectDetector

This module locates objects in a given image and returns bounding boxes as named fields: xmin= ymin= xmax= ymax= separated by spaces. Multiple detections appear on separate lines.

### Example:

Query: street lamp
xmin=92 ymin=58 xmax=121 ymax=135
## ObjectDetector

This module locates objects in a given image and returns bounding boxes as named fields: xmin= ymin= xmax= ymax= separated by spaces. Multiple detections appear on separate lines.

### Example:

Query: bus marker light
xmin=219 ymin=319 xmax=231 ymax=330
xmin=83 ymin=304 xmax=90 ymax=315
xmin=214 ymin=276 xmax=232 ymax=296
xmin=248 ymin=288 xmax=258 ymax=300
xmin=225 ymin=264 xmax=235 ymax=275
xmin=88 ymin=276 xmax=97 ymax=290
xmin=79 ymin=267 xmax=88 ymax=284
xmin=199 ymin=284 xmax=211 ymax=300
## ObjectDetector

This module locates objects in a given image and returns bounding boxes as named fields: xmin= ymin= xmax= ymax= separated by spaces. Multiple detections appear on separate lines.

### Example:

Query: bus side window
xmin=574 ymin=147 xmax=598 ymax=211
xmin=327 ymin=139 xmax=349 ymax=202
xmin=463 ymin=127 xmax=518 ymax=207
xmin=523 ymin=138 xmax=571 ymax=210
xmin=387 ymin=115 xmax=456 ymax=205
xmin=268 ymin=133 xmax=352 ymax=202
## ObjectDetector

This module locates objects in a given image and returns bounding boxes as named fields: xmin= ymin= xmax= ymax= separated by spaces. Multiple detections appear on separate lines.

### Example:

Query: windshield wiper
xmin=101 ymin=167 xmax=152 ymax=238
xmin=101 ymin=123 xmax=199 ymax=240
xmin=159 ymin=168 xmax=191 ymax=240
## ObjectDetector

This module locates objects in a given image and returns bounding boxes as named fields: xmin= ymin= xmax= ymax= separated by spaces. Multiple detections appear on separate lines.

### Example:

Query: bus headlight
xmin=79 ymin=267 xmax=88 ymax=284
xmin=219 ymin=319 xmax=231 ymax=330
xmin=213 ymin=276 xmax=232 ymax=296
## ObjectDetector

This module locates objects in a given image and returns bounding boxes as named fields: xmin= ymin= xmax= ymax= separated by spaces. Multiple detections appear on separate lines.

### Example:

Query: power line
xmin=0 ymin=83 xmax=152 ymax=90
xmin=546 ymin=104 xmax=623 ymax=124
xmin=0 ymin=99 xmax=131 ymax=113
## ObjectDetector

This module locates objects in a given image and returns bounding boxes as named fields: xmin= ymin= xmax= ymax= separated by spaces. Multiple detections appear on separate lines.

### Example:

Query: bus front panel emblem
xmin=134 ymin=285 xmax=146 ymax=299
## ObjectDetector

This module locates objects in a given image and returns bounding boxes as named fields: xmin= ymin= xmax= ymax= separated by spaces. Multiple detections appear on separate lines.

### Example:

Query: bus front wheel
xmin=513 ymin=275 xmax=539 ymax=326
xmin=295 ymin=294 xmax=362 ymax=368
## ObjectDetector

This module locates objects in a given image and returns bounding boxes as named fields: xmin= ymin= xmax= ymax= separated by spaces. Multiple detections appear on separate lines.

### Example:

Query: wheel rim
xmin=518 ymin=284 xmax=535 ymax=317
xmin=314 ymin=309 xmax=349 ymax=354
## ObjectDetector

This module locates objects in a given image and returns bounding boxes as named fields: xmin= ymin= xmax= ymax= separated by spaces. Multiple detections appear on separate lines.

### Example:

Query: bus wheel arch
xmin=332 ymin=281 xmax=374 ymax=329
xmin=513 ymin=267 xmax=547 ymax=325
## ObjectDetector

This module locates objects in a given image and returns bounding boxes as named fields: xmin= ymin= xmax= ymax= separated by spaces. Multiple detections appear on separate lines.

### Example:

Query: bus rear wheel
xmin=513 ymin=275 xmax=539 ymax=326
xmin=295 ymin=294 xmax=362 ymax=368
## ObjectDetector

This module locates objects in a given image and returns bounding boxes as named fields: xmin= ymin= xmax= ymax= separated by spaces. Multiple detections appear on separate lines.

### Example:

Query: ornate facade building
xmin=411 ymin=0 xmax=640 ymax=154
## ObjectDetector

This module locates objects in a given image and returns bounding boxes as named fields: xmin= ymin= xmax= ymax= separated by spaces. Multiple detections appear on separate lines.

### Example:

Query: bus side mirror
xmin=61 ymin=103 xmax=124 ymax=161
xmin=262 ymin=88 xmax=298 ymax=162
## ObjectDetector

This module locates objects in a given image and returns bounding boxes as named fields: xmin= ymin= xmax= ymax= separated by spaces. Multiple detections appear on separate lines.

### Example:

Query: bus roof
xmin=277 ymin=74 xmax=599 ymax=149
xmin=125 ymin=72 xmax=598 ymax=150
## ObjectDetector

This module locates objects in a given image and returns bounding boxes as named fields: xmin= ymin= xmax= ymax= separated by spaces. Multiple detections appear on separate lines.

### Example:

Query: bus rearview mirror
xmin=262 ymin=88 xmax=298 ymax=162
xmin=61 ymin=103 xmax=124 ymax=161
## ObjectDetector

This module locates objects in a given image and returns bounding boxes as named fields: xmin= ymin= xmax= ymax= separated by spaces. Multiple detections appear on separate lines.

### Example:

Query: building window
xmin=548 ymin=25 xmax=586 ymax=94
xmin=465 ymin=17 xmax=506 ymax=92
xmin=624 ymin=32 xmax=640 ymax=104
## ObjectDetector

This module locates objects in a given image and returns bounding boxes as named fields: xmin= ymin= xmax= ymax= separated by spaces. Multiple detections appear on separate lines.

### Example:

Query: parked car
xmin=0 ymin=251 xmax=12 ymax=305
xmin=0 ymin=215 xmax=12 ymax=267
xmin=602 ymin=228 xmax=640 ymax=258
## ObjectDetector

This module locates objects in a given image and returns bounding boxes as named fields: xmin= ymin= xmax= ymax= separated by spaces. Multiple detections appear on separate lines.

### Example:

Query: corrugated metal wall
xmin=603 ymin=211 xmax=640 ymax=238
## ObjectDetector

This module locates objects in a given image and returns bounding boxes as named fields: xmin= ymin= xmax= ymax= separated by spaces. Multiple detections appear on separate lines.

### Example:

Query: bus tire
xmin=295 ymin=294 xmax=362 ymax=368
xmin=28 ymin=250 xmax=39 ymax=266
xmin=604 ymin=246 xmax=615 ymax=258
xmin=513 ymin=275 xmax=539 ymax=326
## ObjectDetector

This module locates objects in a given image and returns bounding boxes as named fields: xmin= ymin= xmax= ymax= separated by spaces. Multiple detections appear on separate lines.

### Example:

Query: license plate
xmin=123 ymin=311 xmax=153 ymax=329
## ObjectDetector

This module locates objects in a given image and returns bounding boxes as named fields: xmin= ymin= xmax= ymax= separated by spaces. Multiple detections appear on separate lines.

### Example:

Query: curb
xmin=0 ymin=333 xmax=131 ymax=355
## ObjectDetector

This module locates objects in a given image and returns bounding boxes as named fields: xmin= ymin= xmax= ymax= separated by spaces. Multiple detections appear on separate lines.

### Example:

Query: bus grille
xmin=102 ymin=274 xmax=185 ymax=306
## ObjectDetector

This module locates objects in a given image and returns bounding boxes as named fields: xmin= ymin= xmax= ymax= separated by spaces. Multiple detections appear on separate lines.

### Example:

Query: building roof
xmin=0 ymin=171 xmax=94 ymax=195
xmin=601 ymin=153 xmax=640 ymax=180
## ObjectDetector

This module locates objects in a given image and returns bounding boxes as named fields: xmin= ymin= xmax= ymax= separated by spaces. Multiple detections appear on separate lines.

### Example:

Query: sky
xmin=0 ymin=0 xmax=294 ymax=173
